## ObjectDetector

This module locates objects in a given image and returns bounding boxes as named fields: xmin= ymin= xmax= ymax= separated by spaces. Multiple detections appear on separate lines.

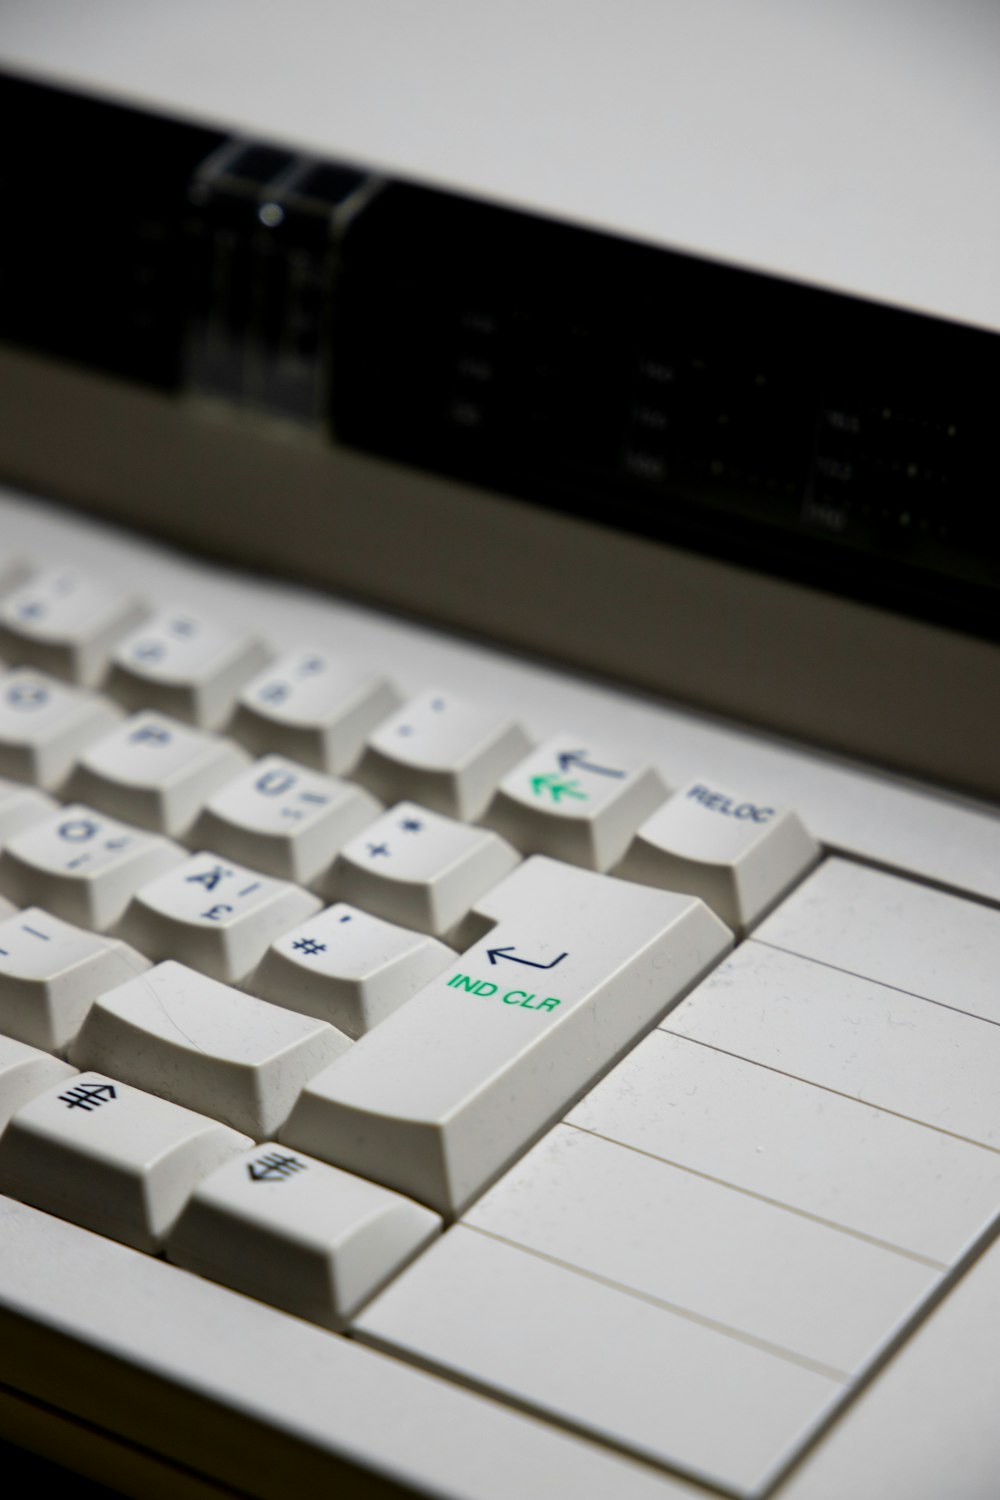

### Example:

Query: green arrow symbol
xmin=530 ymin=773 xmax=589 ymax=803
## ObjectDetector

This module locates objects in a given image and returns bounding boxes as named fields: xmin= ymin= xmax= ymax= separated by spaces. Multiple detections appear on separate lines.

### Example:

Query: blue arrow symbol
xmin=486 ymin=946 xmax=568 ymax=969
xmin=557 ymin=749 xmax=626 ymax=778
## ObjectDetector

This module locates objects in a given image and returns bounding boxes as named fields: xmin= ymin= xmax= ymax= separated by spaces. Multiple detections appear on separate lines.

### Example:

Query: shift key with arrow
xmin=483 ymin=735 xmax=670 ymax=871
xmin=281 ymin=856 xmax=730 ymax=1216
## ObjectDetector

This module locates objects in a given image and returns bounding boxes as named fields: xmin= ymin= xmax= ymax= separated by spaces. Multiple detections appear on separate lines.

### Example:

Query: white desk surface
xmin=2 ymin=0 xmax=999 ymax=334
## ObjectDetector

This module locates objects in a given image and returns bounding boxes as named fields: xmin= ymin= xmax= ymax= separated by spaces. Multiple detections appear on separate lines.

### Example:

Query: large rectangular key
xmin=281 ymin=857 xmax=730 ymax=1215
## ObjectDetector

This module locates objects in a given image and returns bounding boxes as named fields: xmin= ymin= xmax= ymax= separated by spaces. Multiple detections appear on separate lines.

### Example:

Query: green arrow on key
xmin=530 ymin=773 xmax=588 ymax=803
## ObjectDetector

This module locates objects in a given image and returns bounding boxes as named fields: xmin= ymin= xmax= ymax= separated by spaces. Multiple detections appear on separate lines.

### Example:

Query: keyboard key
xmin=0 ymin=777 xmax=57 ymax=841
xmin=569 ymin=1029 xmax=1000 ymax=1267
xmin=484 ymin=736 xmax=667 ymax=870
xmin=465 ymin=1124 xmax=936 ymax=1374
xmin=325 ymin=802 xmax=519 ymax=938
xmin=231 ymin=647 xmax=400 ymax=773
xmin=0 ymin=1070 xmax=252 ymax=1251
xmin=0 ymin=906 xmax=150 ymax=1053
xmin=356 ymin=689 xmax=531 ymax=819
xmin=668 ymin=940 xmax=1000 ymax=1150
xmin=117 ymin=851 xmax=321 ymax=982
xmin=167 ymin=1143 xmax=441 ymax=1329
xmin=0 ymin=566 xmax=145 ymax=686
xmin=0 ymin=669 xmax=121 ymax=788
xmin=282 ymin=856 xmax=730 ymax=1214
xmin=252 ymin=902 xmax=455 ymax=1038
xmin=615 ymin=778 xmax=819 ymax=932
xmin=71 ymin=961 xmax=350 ymax=1137
xmin=192 ymin=755 xmax=381 ymax=884
xmin=66 ymin=711 xmax=251 ymax=836
xmin=353 ymin=1225 xmax=844 ymax=1496
xmin=0 ymin=1034 xmax=77 ymax=1132
xmin=756 ymin=857 xmax=1000 ymax=1026
xmin=108 ymin=607 xmax=268 ymax=728
xmin=0 ymin=804 xmax=185 ymax=930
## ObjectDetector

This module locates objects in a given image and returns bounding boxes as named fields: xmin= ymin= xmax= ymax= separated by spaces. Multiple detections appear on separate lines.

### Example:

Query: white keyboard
xmin=2 ymin=489 xmax=1000 ymax=1500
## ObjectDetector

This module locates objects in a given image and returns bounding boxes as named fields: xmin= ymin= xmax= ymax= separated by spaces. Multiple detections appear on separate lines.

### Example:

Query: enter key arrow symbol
xmin=486 ymin=945 xmax=568 ymax=970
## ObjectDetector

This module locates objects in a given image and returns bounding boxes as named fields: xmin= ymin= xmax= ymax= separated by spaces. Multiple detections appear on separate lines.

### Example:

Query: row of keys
xmin=0 ymin=800 xmax=515 ymax=958
xmin=0 ymin=1041 xmax=440 ymax=1327
xmin=1 ymin=693 xmax=818 ymax=938
xmin=0 ymin=856 xmax=731 ymax=1217
xmin=0 ymin=899 xmax=453 ymax=1051
xmin=0 ymin=565 xmax=820 ymax=933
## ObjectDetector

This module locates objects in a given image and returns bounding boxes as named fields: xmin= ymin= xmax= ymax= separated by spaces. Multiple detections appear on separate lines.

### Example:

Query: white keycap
xmin=0 ymin=1070 xmax=252 ymax=1251
xmin=0 ymin=1034 xmax=77 ymax=1132
xmin=353 ymin=1225 xmax=844 ymax=1496
xmin=168 ymin=1143 xmax=442 ymax=1329
xmin=231 ymin=647 xmax=400 ymax=773
xmin=356 ymin=689 xmax=532 ymax=820
xmin=484 ymin=735 xmax=668 ymax=871
xmin=282 ymin=856 xmax=730 ymax=1214
xmin=615 ymin=778 xmax=820 ymax=931
xmin=466 ymin=1124 xmax=936 ymax=1374
xmin=0 ymin=804 xmax=185 ymax=930
xmin=192 ymin=755 xmax=381 ymax=885
xmin=0 ymin=906 xmax=150 ymax=1053
xmin=66 ymin=710 xmax=251 ymax=836
xmin=117 ymin=852 xmax=321 ymax=983
xmin=0 ymin=777 xmax=57 ymax=842
xmin=108 ymin=607 xmax=268 ymax=728
xmin=252 ymin=902 xmax=456 ymax=1038
xmin=0 ymin=668 xmax=121 ymax=788
xmin=668 ymin=941 xmax=1000 ymax=1150
xmin=757 ymin=857 xmax=1000 ymax=1026
xmin=569 ymin=1029 xmax=1000 ymax=1266
xmin=71 ymin=961 xmax=351 ymax=1138
xmin=325 ymin=801 xmax=519 ymax=938
xmin=0 ymin=566 xmax=145 ymax=686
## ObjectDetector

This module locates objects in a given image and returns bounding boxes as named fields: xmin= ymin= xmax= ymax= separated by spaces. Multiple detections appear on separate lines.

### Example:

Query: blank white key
xmin=108 ymin=607 xmax=268 ymax=728
xmin=231 ymin=647 xmax=400 ymax=773
xmin=0 ymin=777 xmax=57 ymax=842
xmin=466 ymin=1125 xmax=937 ymax=1374
xmin=0 ymin=804 xmax=185 ymax=930
xmin=354 ymin=1225 xmax=844 ymax=1496
xmin=356 ymin=689 xmax=531 ymax=820
xmin=282 ymin=856 xmax=730 ymax=1214
xmin=168 ymin=1142 xmax=441 ymax=1329
xmin=325 ymin=801 xmax=519 ymax=937
xmin=0 ymin=1034 xmax=76 ymax=1132
xmin=615 ymin=779 xmax=819 ymax=932
xmin=0 ymin=566 xmax=145 ymax=686
xmin=757 ymin=857 xmax=1000 ymax=1026
xmin=0 ymin=906 xmax=150 ymax=1053
xmin=569 ymin=1029 xmax=1000 ymax=1266
xmin=118 ymin=851 xmax=321 ymax=984
xmin=192 ymin=755 xmax=381 ymax=884
xmin=0 ymin=668 xmax=121 ymax=788
xmin=0 ymin=1204 xmax=679 ymax=1500
xmin=71 ymin=961 xmax=350 ymax=1137
xmin=252 ymin=902 xmax=456 ymax=1038
xmin=484 ymin=735 xmax=667 ymax=871
xmin=0 ymin=1070 xmax=252 ymax=1251
xmin=66 ymin=710 xmax=251 ymax=836
xmin=668 ymin=941 xmax=1000 ymax=1151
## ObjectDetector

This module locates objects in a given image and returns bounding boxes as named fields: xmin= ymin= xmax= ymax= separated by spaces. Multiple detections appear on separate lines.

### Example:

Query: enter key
xmin=280 ymin=857 xmax=731 ymax=1216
